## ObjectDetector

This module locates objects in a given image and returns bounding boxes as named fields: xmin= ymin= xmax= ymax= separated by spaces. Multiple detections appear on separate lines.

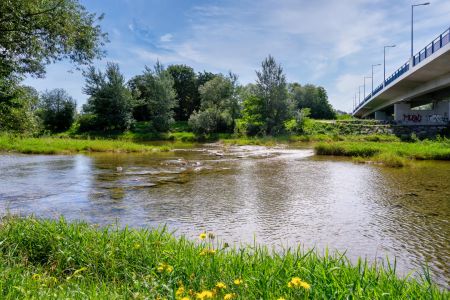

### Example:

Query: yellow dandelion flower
xmin=288 ymin=277 xmax=303 ymax=288
xmin=181 ymin=297 xmax=191 ymax=300
xmin=215 ymin=282 xmax=227 ymax=289
xmin=199 ymin=248 xmax=216 ymax=256
xmin=166 ymin=265 xmax=174 ymax=273
xmin=133 ymin=243 xmax=141 ymax=249
xmin=223 ymin=293 xmax=235 ymax=300
xmin=199 ymin=233 xmax=207 ymax=240
xmin=196 ymin=290 xmax=214 ymax=299
xmin=176 ymin=286 xmax=185 ymax=296
xmin=300 ymin=281 xmax=311 ymax=290
xmin=233 ymin=278 xmax=243 ymax=285
xmin=157 ymin=266 xmax=165 ymax=272
xmin=277 ymin=298 xmax=286 ymax=300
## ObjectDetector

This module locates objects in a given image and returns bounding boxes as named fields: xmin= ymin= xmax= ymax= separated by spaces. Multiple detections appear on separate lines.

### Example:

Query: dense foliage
xmin=289 ymin=83 xmax=336 ymax=119
xmin=254 ymin=55 xmax=290 ymax=135
xmin=130 ymin=62 xmax=177 ymax=132
xmin=0 ymin=0 xmax=107 ymax=79
xmin=0 ymin=80 xmax=40 ymax=134
xmin=189 ymin=74 xmax=239 ymax=135
xmin=38 ymin=89 xmax=76 ymax=132
xmin=82 ymin=63 xmax=133 ymax=131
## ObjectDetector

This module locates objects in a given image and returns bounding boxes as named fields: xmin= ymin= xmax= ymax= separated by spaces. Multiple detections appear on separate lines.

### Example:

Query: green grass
xmin=0 ymin=217 xmax=446 ymax=299
xmin=0 ymin=135 xmax=172 ymax=154
xmin=315 ymin=139 xmax=450 ymax=166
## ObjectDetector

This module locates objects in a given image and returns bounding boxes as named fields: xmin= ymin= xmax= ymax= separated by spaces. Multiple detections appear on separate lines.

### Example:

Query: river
xmin=0 ymin=144 xmax=449 ymax=288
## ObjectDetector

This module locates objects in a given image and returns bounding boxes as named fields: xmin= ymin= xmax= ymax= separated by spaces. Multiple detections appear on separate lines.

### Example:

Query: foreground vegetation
xmin=0 ymin=135 xmax=171 ymax=154
xmin=0 ymin=217 xmax=446 ymax=299
xmin=315 ymin=138 xmax=450 ymax=167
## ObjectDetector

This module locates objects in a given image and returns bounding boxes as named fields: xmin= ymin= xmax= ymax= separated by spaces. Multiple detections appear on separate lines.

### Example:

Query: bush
xmin=189 ymin=108 xmax=233 ymax=135
xmin=77 ymin=114 xmax=98 ymax=132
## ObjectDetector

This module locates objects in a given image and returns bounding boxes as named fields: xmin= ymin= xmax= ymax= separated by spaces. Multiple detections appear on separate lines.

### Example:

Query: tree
xmin=0 ymin=81 xmax=40 ymax=134
xmin=81 ymin=62 xmax=132 ymax=132
xmin=255 ymin=55 xmax=290 ymax=135
xmin=289 ymin=83 xmax=335 ymax=119
xmin=167 ymin=65 xmax=198 ymax=121
xmin=129 ymin=62 xmax=177 ymax=132
xmin=38 ymin=89 xmax=76 ymax=132
xmin=236 ymin=94 xmax=265 ymax=136
xmin=189 ymin=74 xmax=239 ymax=135
xmin=0 ymin=0 xmax=107 ymax=79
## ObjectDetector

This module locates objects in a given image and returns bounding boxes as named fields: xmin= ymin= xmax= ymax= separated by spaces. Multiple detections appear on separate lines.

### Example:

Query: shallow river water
xmin=0 ymin=144 xmax=449 ymax=288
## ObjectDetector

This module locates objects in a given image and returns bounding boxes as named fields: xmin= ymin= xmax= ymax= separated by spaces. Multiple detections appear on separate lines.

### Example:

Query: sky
xmin=24 ymin=0 xmax=450 ymax=112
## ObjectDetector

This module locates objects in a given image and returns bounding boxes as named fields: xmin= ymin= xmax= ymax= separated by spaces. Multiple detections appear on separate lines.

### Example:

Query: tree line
xmin=0 ymin=0 xmax=336 ymax=137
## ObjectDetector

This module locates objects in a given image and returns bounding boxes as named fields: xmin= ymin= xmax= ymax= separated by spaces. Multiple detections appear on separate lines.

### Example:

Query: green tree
xmin=129 ymin=62 xmax=177 ymax=132
xmin=38 ymin=89 xmax=76 ymax=132
xmin=167 ymin=65 xmax=197 ymax=121
xmin=236 ymin=94 xmax=265 ymax=136
xmin=0 ymin=0 xmax=107 ymax=79
xmin=289 ymin=83 xmax=335 ymax=119
xmin=81 ymin=62 xmax=132 ymax=132
xmin=189 ymin=74 xmax=239 ymax=135
xmin=0 ymin=81 xmax=40 ymax=134
xmin=255 ymin=55 xmax=290 ymax=135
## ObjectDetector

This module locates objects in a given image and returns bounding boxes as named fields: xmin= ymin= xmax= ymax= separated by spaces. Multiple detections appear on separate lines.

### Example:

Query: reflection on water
xmin=0 ymin=145 xmax=449 ymax=288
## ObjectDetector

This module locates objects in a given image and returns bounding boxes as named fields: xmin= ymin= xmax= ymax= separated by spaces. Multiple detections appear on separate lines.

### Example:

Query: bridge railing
xmin=384 ymin=62 xmax=409 ymax=87
xmin=353 ymin=26 xmax=450 ymax=114
xmin=413 ymin=27 xmax=450 ymax=66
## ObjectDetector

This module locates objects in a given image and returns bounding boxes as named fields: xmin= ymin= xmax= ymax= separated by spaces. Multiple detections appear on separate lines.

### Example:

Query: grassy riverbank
xmin=315 ymin=139 xmax=450 ymax=167
xmin=0 ymin=135 xmax=172 ymax=154
xmin=0 ymin=217 xmax=445 ymax=299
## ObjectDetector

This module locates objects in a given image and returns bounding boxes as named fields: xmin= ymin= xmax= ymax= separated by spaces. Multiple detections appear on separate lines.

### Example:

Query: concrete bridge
xmin=353 ymin=27 xmax=450 ymax=126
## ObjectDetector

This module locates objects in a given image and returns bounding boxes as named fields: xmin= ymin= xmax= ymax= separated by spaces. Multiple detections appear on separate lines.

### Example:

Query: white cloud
xmin=160 ymin=33 xmax=173 ymax=42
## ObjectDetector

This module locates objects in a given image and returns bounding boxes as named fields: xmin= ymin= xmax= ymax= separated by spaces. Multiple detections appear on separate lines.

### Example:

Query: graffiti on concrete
xmin=427 ymin=114 xmax=449 ymax=123
xmin=403 ymin=114 xmax=422 ymax=123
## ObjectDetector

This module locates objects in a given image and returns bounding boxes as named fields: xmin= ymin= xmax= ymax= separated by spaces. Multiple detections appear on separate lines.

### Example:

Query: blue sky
xmin=24 ymin=0 xmax=450 ymax=112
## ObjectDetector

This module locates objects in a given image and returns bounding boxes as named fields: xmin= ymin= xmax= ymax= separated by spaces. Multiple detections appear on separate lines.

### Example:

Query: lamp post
xmin=411 ymin=2 xmax=430 ymax=58
xmin=359 ymin=86 xmax=363 ymax=105
xmin=371 ymin=64 xmax=381 ymax=96
xmin=364 ymin=76 xmax=372 ymax=99
xmin=384 ymin=45 xmax=396 ymax=85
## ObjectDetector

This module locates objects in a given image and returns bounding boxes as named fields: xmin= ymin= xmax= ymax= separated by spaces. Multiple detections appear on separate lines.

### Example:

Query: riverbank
xmin=0 ymin=133 xmax=398 ymax=155
xmin=0 ymin=217 xmax=446 ymax=299
xmin=0 ymin=135 xmax=172 ymax=154
xmin=315 ymin=139 xmax=450 ymax=167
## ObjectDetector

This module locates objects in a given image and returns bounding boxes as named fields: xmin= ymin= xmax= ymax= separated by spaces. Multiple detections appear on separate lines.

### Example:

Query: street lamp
xmin=384 ymin=45 xmax=396 ymax=85
xmin=411 ymin=2 xmax=430 ymax=58
xmin=364 ymin=76 xmax=372 ymax=99
xmin=359 ymin=86 xmax=363 ymax=104
xmin=371 ymin=64 xmax=381 ymax=95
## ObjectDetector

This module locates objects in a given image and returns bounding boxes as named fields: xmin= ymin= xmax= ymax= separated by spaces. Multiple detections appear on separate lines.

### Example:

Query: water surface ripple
xmin=0 ymin=145 xmax=449 ymax=288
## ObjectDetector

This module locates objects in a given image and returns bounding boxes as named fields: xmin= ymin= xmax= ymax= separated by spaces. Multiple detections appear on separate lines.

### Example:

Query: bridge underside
xmin=353 ymin=37 xmax=450 ymax=126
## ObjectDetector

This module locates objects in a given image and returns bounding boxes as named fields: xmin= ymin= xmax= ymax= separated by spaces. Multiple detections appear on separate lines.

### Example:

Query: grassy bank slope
xmin=0 ymin=135 xmax=171 ymax=154
xmin=0 ymin=217 xmax=445 ymax=299
xmin=315 ymin=139 xmax=450 ymax=167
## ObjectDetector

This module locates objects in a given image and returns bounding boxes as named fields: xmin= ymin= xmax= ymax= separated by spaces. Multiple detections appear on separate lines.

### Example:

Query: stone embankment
xmin=326 ymin=120 xmax=450 ymax=139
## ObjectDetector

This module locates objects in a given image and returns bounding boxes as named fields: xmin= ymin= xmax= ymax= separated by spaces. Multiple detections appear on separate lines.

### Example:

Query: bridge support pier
xmin=394 ymin=101 xmax=450 ymax=125
xmin=374 ymin=111 xmax=388 ymax=121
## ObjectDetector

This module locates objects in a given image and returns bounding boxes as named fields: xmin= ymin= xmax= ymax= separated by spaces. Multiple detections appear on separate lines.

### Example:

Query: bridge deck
xmin=353 ymin=27 xmax=450 ymax=118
